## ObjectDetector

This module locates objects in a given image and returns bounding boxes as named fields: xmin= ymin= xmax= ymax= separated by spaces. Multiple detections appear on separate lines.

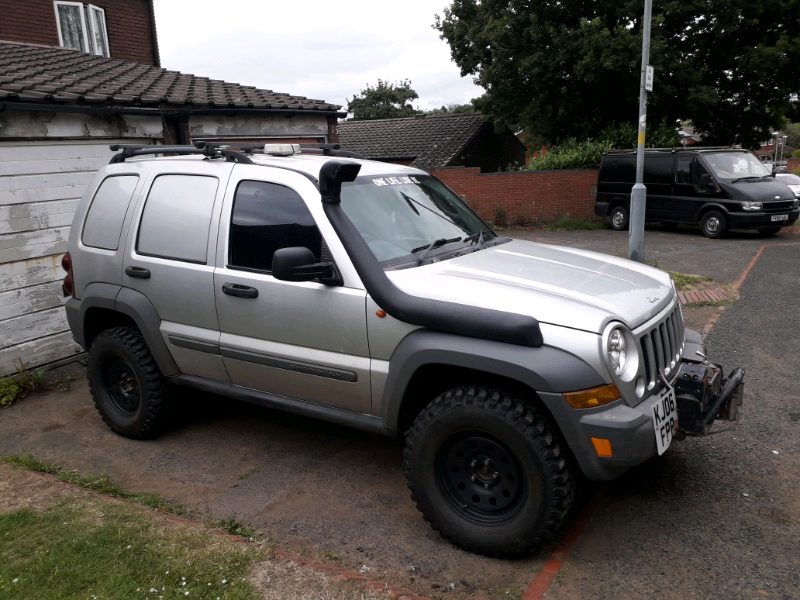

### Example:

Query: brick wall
xmin=0 ymin=0 xmax=159 ymax=65
xmin=430 ymin=167 xmax=599 ymax=226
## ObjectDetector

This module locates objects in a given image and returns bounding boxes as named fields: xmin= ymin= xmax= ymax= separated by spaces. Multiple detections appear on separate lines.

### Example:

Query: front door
xmin=213 ymin=167 xmax=371 ymax=413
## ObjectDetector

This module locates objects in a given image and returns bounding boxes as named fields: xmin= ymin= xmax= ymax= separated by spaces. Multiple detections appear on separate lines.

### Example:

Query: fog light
xmin=564 ymin=383 xmax=622 ymax=409
xmin=591 ymin=438 xmax=613 ymax=457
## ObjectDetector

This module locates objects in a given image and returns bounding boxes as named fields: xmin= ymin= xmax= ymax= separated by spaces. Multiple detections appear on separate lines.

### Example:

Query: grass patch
xmin=0 ymin=454 xmax=186 ymax=515
xmin=0 ymin=369 xmax=46 ymax=409
xmin=664 ymin=270 xmax=712 ymax=291
xmin=0 ymin=497 xmax=266 ymax=600
xmin=682 ymin=299 xmax=734 ymax=307
xmin=211 ymin=518 xmax=258 ymax=540
xmin=238 ymin=466 xmax=261 ymax=481
xmin=547 ymin=217 xmax=611 ymax=231
xmin=320 ymin=552 xmax=341 ymax=561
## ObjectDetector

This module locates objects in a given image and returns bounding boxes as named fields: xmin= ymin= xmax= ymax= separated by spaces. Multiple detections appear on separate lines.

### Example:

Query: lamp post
xmin=628 ymin=0 xmax=653 ymax=263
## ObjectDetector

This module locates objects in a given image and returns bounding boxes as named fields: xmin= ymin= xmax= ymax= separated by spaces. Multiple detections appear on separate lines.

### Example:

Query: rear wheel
xmin=758 ymin=227 xmax=782 ymax=237
xmin=700 ymin=210 xmax=728 ymax=239
xmin=404 ymin=386 xmax=575 ymax=557
xmin=87 ymin=326 xmax=173 ymax=439
xmin=609 ymin=206 xmax=629 ymax=231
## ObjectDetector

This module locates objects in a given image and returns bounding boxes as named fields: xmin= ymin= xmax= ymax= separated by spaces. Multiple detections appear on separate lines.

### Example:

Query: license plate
xmin=652 ymin=386 xmax=678 ymax=455
xmin=771 ymin=214 xmax=788 ymax=222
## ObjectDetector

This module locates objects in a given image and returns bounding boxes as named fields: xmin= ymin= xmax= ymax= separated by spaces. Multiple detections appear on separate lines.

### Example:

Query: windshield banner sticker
xmin=372 ymin=176 xmax=420 ymax=186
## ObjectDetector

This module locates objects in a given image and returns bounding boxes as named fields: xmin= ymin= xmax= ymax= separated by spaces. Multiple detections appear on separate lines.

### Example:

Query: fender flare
xmin=380 ymin=329 xmax=606 ymax=431
xmin=76 ymin=283 xmax=180 ymax=376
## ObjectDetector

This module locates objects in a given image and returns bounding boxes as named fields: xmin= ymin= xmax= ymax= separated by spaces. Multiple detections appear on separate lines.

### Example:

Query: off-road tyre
xmin=758 ymin=227 xmax=782 ymax=237
xmin=700 ymin=210 xmax=728 ymax=239
xmin=609 ymin=205 xmax=629 ymax=231
xmin=403 ymin=386 xmax=575 ymax=557
xmin=87 ymin=326 xmax=172 ymax=439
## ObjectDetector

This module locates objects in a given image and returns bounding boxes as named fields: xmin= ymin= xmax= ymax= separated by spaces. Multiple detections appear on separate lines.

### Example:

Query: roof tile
xmin=0 ymin=40 xmax=341 ymax=112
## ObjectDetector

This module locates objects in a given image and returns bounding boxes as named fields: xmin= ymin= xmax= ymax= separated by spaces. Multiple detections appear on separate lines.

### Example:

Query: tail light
xmin=61 ymin=252 xmax=74 ymax=298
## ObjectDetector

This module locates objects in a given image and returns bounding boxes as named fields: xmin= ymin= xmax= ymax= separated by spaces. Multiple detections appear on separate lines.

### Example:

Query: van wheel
xmin=609 ymin=206 xmax=629 ymax=230
xmin=87 ymin=326 xmax=172 ymax=439
xmin=758 ymin=227 xmax=781 ymax=237
xmin=403 ymin=386 xmax=575 ymax=557
xmin=700 ymin=210 xmax=728 ymax=238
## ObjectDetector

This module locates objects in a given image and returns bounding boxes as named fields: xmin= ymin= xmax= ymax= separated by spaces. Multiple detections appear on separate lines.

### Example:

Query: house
xmin=0 ymin=3 xmax=345 ymax=375
xmin=337 ymin=113 xmax=527 ymax=173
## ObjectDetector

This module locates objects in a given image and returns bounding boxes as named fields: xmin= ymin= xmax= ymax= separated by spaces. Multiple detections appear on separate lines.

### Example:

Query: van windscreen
xmin=702 ymin=153 xmax=770 ymax=180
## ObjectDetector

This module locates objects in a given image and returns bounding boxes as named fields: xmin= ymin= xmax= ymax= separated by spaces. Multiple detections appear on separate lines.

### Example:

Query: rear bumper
xmin=595 ymin=201 xmax=610 ymax=217
xmin=727 ymin=209 xmax=799 ymax=229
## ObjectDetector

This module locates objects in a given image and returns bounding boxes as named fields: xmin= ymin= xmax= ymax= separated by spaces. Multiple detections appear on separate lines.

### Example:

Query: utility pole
xmin=628 ymin=0 xmax=653 ymax=262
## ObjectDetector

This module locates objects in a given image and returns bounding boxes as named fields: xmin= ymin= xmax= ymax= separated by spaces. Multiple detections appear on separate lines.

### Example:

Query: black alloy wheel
xmin=101 ymin=357 xmax=140 ymax=417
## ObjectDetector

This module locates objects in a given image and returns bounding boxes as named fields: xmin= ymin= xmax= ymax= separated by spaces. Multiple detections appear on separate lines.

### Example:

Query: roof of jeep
xmin=124 ymin=153 xmax=427 ymax=179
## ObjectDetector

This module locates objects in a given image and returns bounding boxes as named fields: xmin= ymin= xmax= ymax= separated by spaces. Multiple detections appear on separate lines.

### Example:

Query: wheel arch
xmin=695 ymin=202 xmax=729 ymax=224
xmin=381 ymin=330 xmax=606 ymax=435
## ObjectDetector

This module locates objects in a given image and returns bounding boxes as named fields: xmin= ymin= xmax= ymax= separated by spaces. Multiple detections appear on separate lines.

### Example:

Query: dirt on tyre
xmin=609 ymin=205 xmax=629 ymax=231
xmin=87 ymin=326 xmax=172 ymax=439
xmin=700 ymin=209 xmax=728 ymax=238
xmin=403 ymin=386 xmax=575 ymax=557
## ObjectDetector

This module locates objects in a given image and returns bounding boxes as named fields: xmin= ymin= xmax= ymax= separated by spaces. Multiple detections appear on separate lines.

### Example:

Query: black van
xmin=595 ymin=148 xmax=800 ymax=238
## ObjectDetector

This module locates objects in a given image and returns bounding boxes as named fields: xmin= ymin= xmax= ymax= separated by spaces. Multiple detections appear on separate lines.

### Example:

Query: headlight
xmin=793 ymin=199 xmax=799 ymax=209
xmin=607 ymin=329 xmax=627 ymax=375
xmin=741 ymin=202 xmax=763 ymax=211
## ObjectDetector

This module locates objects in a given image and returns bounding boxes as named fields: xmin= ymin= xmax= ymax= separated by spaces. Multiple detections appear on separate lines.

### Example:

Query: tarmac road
xmin=0 ymin=228 xmax=798 ymax=599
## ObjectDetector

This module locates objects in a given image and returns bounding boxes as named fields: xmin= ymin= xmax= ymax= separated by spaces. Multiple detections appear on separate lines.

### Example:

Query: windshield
xmin=340 ymin=174 xmax=490 ymax=265
xmin=702 ymin=152 xmax=770 ymax=180
xmin=777 ymin=173 xmax=800 ymax=185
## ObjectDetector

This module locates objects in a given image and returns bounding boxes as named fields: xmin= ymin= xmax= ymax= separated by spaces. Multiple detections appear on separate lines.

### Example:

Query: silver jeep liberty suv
xmin=62 ymin=142 xmax=744 ymax=556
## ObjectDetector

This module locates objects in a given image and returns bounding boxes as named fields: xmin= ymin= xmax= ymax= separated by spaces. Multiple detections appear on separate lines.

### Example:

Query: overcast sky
xmin=151 ymin=0 xmax=485 ymax=113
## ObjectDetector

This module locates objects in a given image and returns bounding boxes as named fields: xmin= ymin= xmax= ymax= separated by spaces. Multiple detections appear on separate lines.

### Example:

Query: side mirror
xmin=699 ymin=173 xmax=711 ymax=188
xmin=272 ymin=247 xmax=334 ymax=282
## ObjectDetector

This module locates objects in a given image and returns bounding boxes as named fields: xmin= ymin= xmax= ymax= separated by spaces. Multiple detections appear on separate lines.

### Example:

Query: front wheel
xmin=609 ymin=205 xmax=629 ymax=231
xmin=403 ymin=386 xmax=575 ymax=557
xmin=700 ymin=210 xmax=729 ymax=239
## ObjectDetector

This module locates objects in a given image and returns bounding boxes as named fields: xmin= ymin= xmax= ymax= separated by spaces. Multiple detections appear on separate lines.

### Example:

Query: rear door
xmin=642 ymin=154 xmax=674 ymax=220
xmin=122 ymin=161 xmax=234 ymax=383
xmin=213 ymin=166 xmax=371 ymax=413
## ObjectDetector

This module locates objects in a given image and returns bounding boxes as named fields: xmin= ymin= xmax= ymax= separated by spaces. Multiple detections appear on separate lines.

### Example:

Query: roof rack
xmin=603 ymin=146 xmax=743 ymax=155
xmin=109 ymin=142 xmax=254 ymax=164
xmin=299 ymin=143 xmax=366 ymax=159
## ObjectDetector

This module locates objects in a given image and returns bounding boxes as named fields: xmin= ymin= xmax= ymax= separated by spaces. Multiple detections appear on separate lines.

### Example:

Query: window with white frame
xmin=54 ymin=2 xmax=109 ymax=57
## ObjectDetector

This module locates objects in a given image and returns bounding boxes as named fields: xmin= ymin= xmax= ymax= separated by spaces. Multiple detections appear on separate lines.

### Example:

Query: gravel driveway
xmin=1 ymin=227 xmax=797 ymax=599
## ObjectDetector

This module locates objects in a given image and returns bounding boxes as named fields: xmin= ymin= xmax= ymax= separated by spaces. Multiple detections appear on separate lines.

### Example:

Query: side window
xmin=691 ymin=160 xmax=710 ymax=187
xmin=82 ymin=175 xmax=138 ymax=250
xmin=54 ymin=2 xmax=109 ymax=57
xmin=676 ymin=157 xmax=692 ymax=184
xmin=137 ymin=175 xmax=219 ymax=264
xmin=229 ymin=181 xmax=321 ymax=272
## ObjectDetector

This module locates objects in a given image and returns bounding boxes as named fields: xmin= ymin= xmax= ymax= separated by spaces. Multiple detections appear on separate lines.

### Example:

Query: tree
xmin=346 ymin=79 xmax=421 ymax=120
xmin=423 ymin=103 xmax=477 ymax=116
xmin=435 ymin=0 xmax=800 ymax=147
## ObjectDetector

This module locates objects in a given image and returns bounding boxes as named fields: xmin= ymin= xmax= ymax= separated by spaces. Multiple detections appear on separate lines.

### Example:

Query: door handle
xmin=125 ymin=266 xmax=151 ymax=279
xmin=222 ymin=283 xmax=258 ymax=299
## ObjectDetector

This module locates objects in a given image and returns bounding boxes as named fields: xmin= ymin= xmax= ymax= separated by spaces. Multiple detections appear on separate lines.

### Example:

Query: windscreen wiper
xmin=463 ymin=229 xmax=494 ymax=251
xmin=412 ymin=237 xmax=462 ymax=266
xmin=731 ymin=175 xmax=769 ymax=183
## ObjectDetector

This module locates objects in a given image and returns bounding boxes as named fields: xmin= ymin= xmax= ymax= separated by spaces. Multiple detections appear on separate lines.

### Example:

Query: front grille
xmin=764 ymin=201 xmax=795 ymax=212
xmin=639 ymin=303 xmax=684 ymax=391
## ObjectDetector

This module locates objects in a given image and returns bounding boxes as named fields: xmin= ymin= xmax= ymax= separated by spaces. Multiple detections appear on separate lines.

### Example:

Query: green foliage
xmin=792 ymin=148 xmax=800 ymax=158
xmin=0 ymin=454 xmax=186 ymax=514
xmin=0 ymin=499 xmax=264 ymax=600
xmin=547 ymin=217 xmax=611 ymax=231
xmin=423 ymin=102 xmax=477 ymax=116
xmin=346 ymin=79 xmax=421 ymax=120
xmin=0 ymin=369 xmax=47 ymax=409
xmin=665 ymin=271 xmax=712 ymax=291
xmin=784 ymin=123 xmax=800 ymax=149
xmin=525 ymin=121 xmax=679 ymax=170
xmin=436 ymin=1 xmax=800 ymax=147
xmin=212 ymin=518 xmax=258 ymax=540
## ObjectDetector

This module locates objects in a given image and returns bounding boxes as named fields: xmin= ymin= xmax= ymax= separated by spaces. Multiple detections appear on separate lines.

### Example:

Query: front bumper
xmin=540 ymin=328 xmax=744 ymax=481
xmin=727 ymin=209 xmax=799 ymax=229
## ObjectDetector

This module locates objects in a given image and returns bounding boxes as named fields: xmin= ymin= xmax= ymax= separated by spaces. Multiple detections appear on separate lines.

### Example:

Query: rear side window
xmin=676 ymin=157 xmax=692 ymax=184
xmin=137 ymin=175 xmax=219 ymax=264
xmin=601 ymin=157 xmax=635 ymax=183
xmin=643 ymin=155 xmax=673 ymax=185
xmin=81 ymin=175 xmax=138 ymax=250
xmin=229 ymin=180 xmax=321 ymax=272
